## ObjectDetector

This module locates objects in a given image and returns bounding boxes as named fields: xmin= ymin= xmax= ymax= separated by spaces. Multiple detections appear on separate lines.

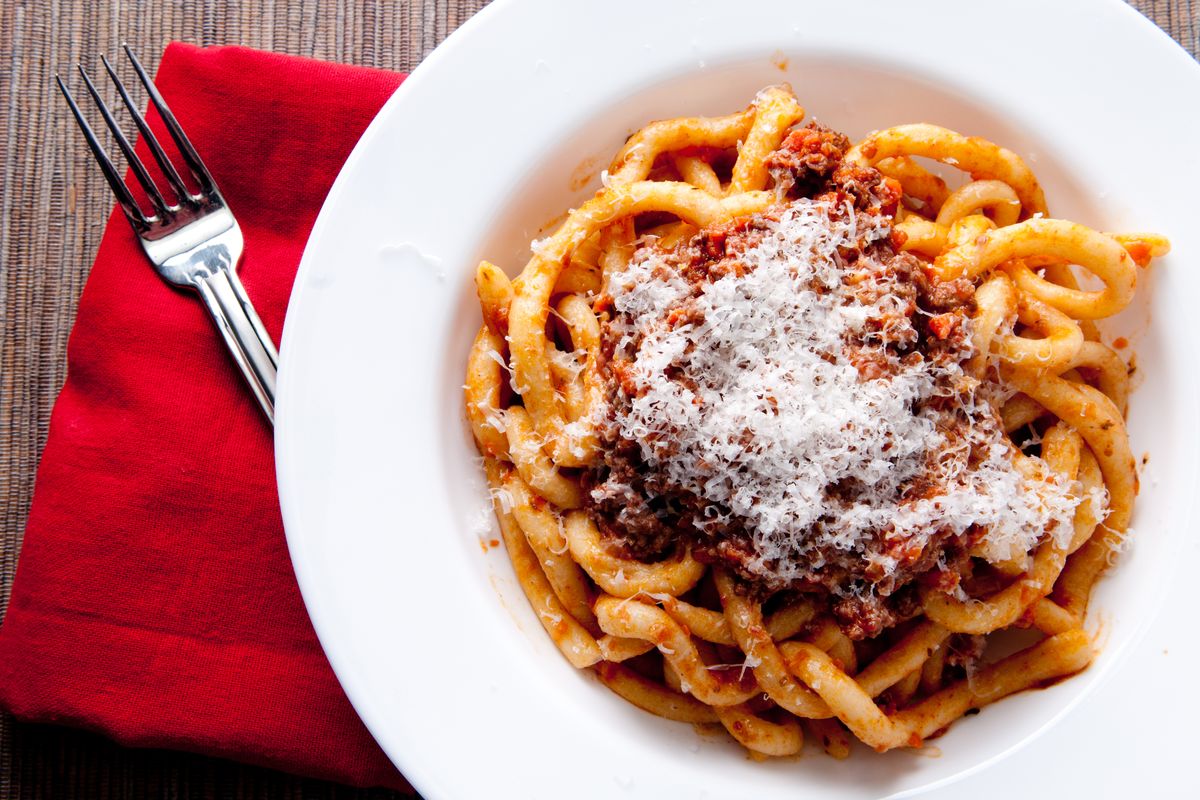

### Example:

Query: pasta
xmin=463 ymin=85 xmax=1165 ymax=759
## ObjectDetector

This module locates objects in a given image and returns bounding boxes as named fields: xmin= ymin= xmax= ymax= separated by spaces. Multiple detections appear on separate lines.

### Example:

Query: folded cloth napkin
xmin=0 ymin=43 xmax=409 ymax=791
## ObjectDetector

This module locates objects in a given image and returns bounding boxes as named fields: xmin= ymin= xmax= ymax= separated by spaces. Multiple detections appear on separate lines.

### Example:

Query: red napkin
xmin=0 ymin=43 xmax=409 ymax=791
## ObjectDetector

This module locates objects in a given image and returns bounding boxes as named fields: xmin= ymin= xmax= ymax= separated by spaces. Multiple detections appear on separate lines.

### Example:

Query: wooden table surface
xmin=1 ymin=1 xmax=1195 ymax=797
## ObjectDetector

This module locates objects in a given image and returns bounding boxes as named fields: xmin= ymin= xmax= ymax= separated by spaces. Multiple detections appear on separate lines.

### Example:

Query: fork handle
xmin=195 ymin=268 xmax=279 ymax=423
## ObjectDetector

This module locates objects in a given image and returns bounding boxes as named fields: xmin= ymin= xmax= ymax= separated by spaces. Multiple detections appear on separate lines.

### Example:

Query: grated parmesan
xmin=490 ymin=486 xmax=516 ymax=515
xmin=598 ymin=198 xmax=1079 ymax=592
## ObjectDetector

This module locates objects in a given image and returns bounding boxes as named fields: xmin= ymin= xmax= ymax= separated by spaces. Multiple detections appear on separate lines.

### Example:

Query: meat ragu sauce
xmin=584 ymin=123 xmax=993 ymax=639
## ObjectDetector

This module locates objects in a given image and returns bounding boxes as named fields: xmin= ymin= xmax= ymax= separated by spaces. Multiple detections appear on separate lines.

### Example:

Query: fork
xmin=56 ymin=45 xmax=279 ymax=423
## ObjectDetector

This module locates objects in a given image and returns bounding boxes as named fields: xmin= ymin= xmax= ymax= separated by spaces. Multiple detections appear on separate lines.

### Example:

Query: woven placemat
xmin=0 ymin=1 xmax=1195 ymax=797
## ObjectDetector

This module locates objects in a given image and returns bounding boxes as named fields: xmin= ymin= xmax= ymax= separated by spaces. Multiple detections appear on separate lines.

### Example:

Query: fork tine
xmin=123 ymin=44 xmax=216 ymax=196
xmin=101 ymin=54 xmax=194 ymax=207
xmin=76 ymin=64 xmax=170 ymax=218
xmin=56 ymin=73 xmax=149 ymax=229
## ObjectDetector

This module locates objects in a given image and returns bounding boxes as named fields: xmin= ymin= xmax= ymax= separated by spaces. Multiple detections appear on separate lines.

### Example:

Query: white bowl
xmin=276 ymin=1 xmax=1200 ymax=797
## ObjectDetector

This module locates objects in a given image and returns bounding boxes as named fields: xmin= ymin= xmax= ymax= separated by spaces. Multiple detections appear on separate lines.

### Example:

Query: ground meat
xmin=913 ymin=266 xmax=976 ymax=311
xmin=586 ymin=438 xmax=678 ymax=557
xmin=832 ymin=595 xmax=895 ymax=641
xmin=676 ymin=214 xmax=775 ymax=281
xmin=584 ymin=134 xmax=984 ymax=640
xmin=821 ymin=162 xmax=902 ymax=216
xmin=765 ymin=122 xmax=851 ymax=195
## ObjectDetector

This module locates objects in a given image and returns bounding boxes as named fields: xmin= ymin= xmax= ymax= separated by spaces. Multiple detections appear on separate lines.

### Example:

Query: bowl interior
xmin=433 ymin=52 xmax=1178 ymax=797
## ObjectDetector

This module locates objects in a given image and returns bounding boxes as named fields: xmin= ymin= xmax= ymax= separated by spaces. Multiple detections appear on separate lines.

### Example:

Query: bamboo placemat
xmin=0 ymin=1 xmax=1195 ymax=797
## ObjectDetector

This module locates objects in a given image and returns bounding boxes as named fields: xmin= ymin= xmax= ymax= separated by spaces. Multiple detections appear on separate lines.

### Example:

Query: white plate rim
xmin=276 ymin=2 xmax=1200 ymax=798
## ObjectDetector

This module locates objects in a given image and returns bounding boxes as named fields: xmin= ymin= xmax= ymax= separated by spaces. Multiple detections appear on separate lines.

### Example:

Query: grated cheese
xmin=484 ymin=348 xmax=528 ymax=395
xmin=490 ymin=486 xmax=516 ymax=515
xmin=600 ymin=198 xmax=1079 ymax=591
